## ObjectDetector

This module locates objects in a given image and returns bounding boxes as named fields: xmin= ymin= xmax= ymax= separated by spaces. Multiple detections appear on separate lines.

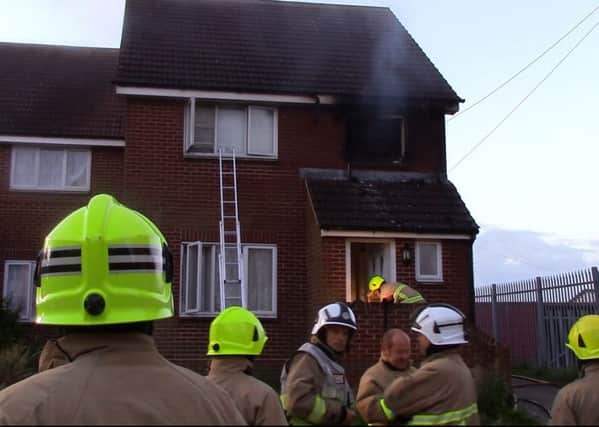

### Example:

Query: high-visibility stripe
xmin=379 ymin=398 xmax=396 ymax=421
xmin=108 ymin=246 xmax=162 ymax=256
xmin=402 ymin=295 xmax=425 ymax=304
xmin=306 ymin=395 xmax=327 ymax=424
xmin=108 ymin=245 xmax=164 ymax=273
xmin=40 ymin=247 xmax=82 ymax=276
xmin=407 ymin=403 xmax=478 ymax=425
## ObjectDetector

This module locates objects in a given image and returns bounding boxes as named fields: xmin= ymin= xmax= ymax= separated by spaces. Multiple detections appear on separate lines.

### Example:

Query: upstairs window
xmin=184 ymin=101 xmax=278 ymax=158
xmin=179 ymin=242 xmax=277 ymax=317
xmin=3 ymin=261 xmax=36 ymax=322
xmin=348 ymin=115 xmax=404 ymax=163
xmin=415 ymin=241 xmax=443 ymax=282
xmin=10 ymin=146 xmax=91 ymax=192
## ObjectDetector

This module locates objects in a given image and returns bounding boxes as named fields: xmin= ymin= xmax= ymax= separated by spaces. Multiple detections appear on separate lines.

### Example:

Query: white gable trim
xmin=116 ymin=86 xmax=337 ymax=105
xmin=0 ymin=135 xmax=125 ymax=147
xmin=321 ymin=230 xmax=472 ymax=240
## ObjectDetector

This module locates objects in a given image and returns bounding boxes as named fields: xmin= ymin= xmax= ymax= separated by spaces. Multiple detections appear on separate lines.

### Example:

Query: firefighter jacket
xmin=367 ymin=283 xmax=425 ymax=304
xmin=550 ymin=362 xmax=599 ymax=425
xmin=382 ymin=349 xmax=480 ymax=425
xmin=356 ymin=358 xmax=416 ymax=425
xmin=280 ymin=341 xmax=354 ymax=425
xmin=38 ymin=339 xmax=70 ymax=372
xmin=208 ymin=356 xmax=288 ymax=425
xmin=0 ymin=333 xmax=246 ymax=425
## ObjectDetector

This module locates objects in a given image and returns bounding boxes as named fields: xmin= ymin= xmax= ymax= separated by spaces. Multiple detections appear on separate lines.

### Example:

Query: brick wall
xmin=0 ymin=97 xmax=495 ymax=384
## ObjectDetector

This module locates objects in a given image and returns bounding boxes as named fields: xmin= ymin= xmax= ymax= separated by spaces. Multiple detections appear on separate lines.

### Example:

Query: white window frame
xmin=243 ymin=244 xmax=277 ymax=318
xmin=183 ymin=100 xmax=278 ymax=159
xmin=10 ymin=146 xmax=91 ymax=192
xmin=179 ymin=242 xmax=277 ymax=318
xmin=415 ymin=241 xmax=443 ymax=282
xmin=2 ymin=260 xmax=36 ymax=322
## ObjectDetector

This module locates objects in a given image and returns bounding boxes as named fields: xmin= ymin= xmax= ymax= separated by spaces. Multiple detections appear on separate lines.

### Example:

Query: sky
xmin=1 ymin=0 xmax=598 ymax=280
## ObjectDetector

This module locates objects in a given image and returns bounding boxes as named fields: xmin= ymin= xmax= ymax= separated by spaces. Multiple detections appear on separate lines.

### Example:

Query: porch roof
xmin=306 ymin=177 xmax=479 ymax=235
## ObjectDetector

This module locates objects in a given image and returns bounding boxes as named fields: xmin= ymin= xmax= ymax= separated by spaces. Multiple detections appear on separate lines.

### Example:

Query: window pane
xmin=217 ymin=107 xmax=246 ymax=154
xmin=66 ymin=151 xmax=90 ymax=188
xmin=419 ymin=244 xmax=438 ymax=276
xmin=199 ymin=245 xmax=219 ymax=312
xmin=5 ymin=263 xmax=33 ymax=319
xmin=249 ymin=107 xmax=274 ymax=155
xmin=12 ymin=147 xmax=37 ymax=187
xmin=247 ymin=248 xmax=273 ymax=312
xmin=186 ymin=245 xmax=199 ymax=311
xmin=39 ymin=149 xmax=64 ymax=188
xmin=192 ymin=106 xmax=215 ymax=153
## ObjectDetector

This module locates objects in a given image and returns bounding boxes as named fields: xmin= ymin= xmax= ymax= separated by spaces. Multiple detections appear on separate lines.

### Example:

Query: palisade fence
xmin=474 ymin=267 xmax=599 ymax=369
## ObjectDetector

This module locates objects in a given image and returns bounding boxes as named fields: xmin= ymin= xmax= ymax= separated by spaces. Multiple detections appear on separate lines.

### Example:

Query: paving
xmin=511 ymin=376 xmax=561 ymax=425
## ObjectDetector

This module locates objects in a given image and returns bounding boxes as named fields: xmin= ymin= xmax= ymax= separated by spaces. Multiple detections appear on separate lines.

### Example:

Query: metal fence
xmin=475 ymin=267 xmax=599 ymax=368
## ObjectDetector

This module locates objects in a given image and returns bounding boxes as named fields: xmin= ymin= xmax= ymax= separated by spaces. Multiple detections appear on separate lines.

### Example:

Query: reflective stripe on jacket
xmin=392 ymin=283 xmax=425 ymax=304
xmin=281 ymin=342 xmax=353 ymax=425
xmin=0 ymin=333 xmax=246 ymax=425
xmin=383 ymin=349 xmax=479 ymax=426
xmin=550 ymin=362 xmax=599 ymax=425
xmin=208 ymin=356 xmax=288 ymax=425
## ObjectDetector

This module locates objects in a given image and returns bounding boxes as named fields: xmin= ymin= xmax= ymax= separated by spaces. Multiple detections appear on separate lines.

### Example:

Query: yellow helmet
xmin=368 ymin=275 xmax=386 ymax=292
xmin=566 ymin=315 xmax=599 ymax=360
xmin=34 ymin=194 xmax=174 ymax=325
xmin=207 ymin=306 xmax=268 ymax=356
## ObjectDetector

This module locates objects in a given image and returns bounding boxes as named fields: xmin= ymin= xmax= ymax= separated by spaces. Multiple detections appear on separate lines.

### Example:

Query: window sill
xmin=183 ymin=152 xmax=278 ymax=161
xmin=416 ymin=279 xmax=444 ymax=285
xmin=179 ymin=312 xmax=277 ymax=319
xmin=9 ymin=187 xmax=90 ymax=193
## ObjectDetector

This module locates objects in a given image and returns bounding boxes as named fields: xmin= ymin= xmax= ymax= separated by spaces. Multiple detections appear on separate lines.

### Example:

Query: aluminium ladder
xmin=218 ymin=147 xmax=246 ymax=309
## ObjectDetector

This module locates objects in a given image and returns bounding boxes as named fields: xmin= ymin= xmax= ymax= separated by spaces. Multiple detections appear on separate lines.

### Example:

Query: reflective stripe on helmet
xmin=108 ymin=245 xmax=164 ymax=273
xmin=39 ymin=246 xmax=82 ymax=276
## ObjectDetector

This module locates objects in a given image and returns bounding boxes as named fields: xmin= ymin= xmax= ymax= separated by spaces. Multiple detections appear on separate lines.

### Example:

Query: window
xmin=415 ymin=242 xmax=443 ymax=282
xmin=180 ymin=242 xmax=277 ymax=317
xmin=348 ymin=115 xmax=404 ymax=163
xmin=3 ymin=261 xmax=36 ymax=321
xmin=184 ymin=101 xmax=277 ymax=158
xmin=10 ymin=146 xmax=91 ymax=191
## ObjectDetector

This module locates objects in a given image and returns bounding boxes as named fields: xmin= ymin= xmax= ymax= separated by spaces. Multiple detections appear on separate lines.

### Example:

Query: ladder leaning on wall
xmin=218 ymin=147 xmax=246 ymax=309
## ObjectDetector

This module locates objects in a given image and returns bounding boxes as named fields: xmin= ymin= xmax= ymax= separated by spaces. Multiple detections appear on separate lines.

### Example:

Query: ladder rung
xmin=223 ymin=216 xmax=236 ymax=219
xmin=222 ymin=186 xmax=235 ymax=189
xmin=222 ymin=171 xmax=235 ymax=175
xmin=223 ymin=201 xmax=236 ymax=204
xmin=224 ymin=280 xmax=241 ymax=284
xmin=224 ymin=231 xmax=237 ymax=235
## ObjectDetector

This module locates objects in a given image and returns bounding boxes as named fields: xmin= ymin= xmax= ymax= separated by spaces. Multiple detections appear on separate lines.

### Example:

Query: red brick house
xmin=1 ymin=0 xmax=502 ymax=385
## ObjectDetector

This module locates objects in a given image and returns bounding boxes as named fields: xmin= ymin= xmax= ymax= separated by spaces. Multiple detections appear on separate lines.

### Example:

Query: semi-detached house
xmin=0 ymin=0 xmax=505 ymax=384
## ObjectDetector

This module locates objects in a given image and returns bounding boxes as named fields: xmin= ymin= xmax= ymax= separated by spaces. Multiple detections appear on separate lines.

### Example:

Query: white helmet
xmin=410 ymin=304 xmax=468 ymax=346
xmin=311 ymin=302 xmax=357 ymax=335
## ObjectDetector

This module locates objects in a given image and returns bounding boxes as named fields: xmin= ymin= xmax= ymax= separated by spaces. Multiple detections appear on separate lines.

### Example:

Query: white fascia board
xmin=321 ymin=230 xmax=472 ymax=240
xmin=0 ymin=135 xmax=125 ymax=147
xmin=116 ymin=86 xmax=336 ymax=105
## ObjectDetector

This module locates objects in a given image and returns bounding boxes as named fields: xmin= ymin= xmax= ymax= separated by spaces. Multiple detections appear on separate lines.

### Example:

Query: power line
xmin=448 ymin=3 xmax=599 ymax=122
xmin=449 ymin=19 xmax=599 ymax=173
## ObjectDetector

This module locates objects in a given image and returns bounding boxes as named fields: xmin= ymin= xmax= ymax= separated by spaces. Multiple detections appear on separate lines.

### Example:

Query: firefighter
xmin=550 ymin=314 xmax=599 ymax=425
xmin=207 ymin=306 xmax=288 ymax=425
xmin=0 ymin=194 xmax=245 ymax=425
xmin=280 ymin=302 xmax=358 ymax=425
xmin=356 ymin=329 xmax=416 ymax=425
xmin=379 ymin=304 xmax=480 ymax=425
xmin=366 ymin=275 xmax=425 ymax=304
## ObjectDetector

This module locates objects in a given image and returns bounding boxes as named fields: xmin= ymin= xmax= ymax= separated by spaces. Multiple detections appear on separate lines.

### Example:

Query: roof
xmin=0 ymin=42 xmax=125 ymax=139
xmin=306 ymin=177 xmax=479 ymax=235
xmin=116 ymin=0 xmax=461 ymax=104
